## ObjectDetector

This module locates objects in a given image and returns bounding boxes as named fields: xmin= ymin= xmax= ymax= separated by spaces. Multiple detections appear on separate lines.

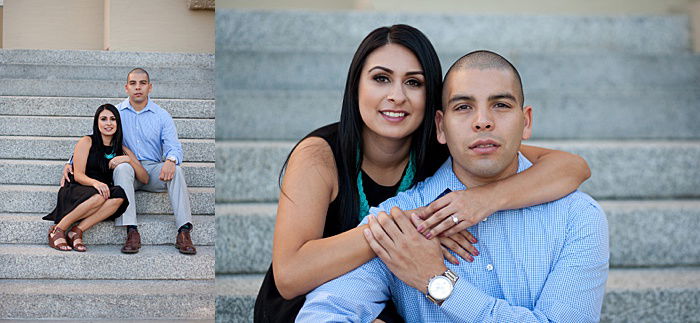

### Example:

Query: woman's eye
xmin=373 ymin=75 xmax=390 ymax=83
xmin=405 ymin=79 xmax=423 ymax=87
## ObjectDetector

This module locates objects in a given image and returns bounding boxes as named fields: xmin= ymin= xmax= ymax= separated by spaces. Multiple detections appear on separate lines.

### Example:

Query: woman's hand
xmin=437 ymin=230 xmax=478 ymax=264
xmin=92 ymin=181 xmax=110 ymax=199
xmin=108 ymin=155 xmax=131 ymax=169
xmin=415 ymin=188 xmax=498 ymax=239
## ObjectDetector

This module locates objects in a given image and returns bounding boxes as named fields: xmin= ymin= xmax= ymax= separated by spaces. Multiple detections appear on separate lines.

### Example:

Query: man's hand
xmin=363 ymin=207 xmax=447 ymax=294
xmin=108 ymin=155 xmax=131 ymax=169
xmin=159 ymin=160 xmax=176 ymax=181
xmin=60 ymin=164 xmax=73 ymax=186
xmin=415 ymin=189 xmax=496 ymax=239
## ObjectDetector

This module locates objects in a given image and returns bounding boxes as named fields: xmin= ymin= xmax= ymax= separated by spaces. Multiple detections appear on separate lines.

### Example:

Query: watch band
xmin=426 ymin=269 xmax=459 ymax=305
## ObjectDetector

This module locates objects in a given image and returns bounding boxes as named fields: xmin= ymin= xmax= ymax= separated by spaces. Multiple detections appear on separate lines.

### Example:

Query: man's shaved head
xmin=127 ymin=68 xmax=150 ymax=83
xmin=444 ymin=50 xmax=524 ymax=106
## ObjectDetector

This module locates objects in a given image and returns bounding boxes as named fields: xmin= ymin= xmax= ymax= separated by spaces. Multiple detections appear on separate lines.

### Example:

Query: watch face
xmin=428 ymin=276 xmax=453 ymax=300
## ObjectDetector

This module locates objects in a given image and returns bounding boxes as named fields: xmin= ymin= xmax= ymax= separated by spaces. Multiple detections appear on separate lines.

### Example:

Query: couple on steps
xmin=43 ymin=68 xmax=197 ymax=255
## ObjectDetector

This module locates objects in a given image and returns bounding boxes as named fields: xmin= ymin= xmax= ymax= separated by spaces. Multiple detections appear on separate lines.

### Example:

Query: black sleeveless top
xmin=86 ymin=143 xmax=117 ymax=186
xmin=254 ymin=123 xmax=405 ymax=323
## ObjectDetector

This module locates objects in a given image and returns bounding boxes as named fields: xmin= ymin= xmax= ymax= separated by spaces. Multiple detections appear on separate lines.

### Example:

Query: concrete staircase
xmin=0 ymin=50 xmax=215 ymax=320
xmin=215 ymin=9 xmax=700 ymax=322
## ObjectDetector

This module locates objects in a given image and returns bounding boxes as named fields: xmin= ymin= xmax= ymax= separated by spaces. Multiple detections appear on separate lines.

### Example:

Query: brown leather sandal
xmin=48 ymin=225 xmax=72 ymax=251
xmin=67 ymin=226 xmax=87 ymax=252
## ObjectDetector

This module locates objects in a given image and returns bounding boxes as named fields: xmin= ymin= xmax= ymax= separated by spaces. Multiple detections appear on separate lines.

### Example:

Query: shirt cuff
xmin=439 ymin=278 xmax=494 ymax=322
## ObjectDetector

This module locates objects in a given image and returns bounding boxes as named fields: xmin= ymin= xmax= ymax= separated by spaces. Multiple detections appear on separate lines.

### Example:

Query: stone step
xmin=0 ymin=214 xmax=214 ymax=245
xmin=0 ymin=64 xmax=212 ymax=82
xmin=217 ymin=10 xmax=689 ymax=54
xmin=215 ymin=140 xmax=700 ymax=202
xmin=1 ymin=244 xmax=214 ymax=280
xmin=0 ymin=185 xmax=214 ymax=215
xmin=214 ymin=200 xmax=700 ymax=274
xmin=0 ymin=79 xmax=214 ymax=99
xmin=0 ymin=96 xmax=214 ymax=119
xmin=215 ymin=268 xmax=700 ymax=323
xmin=0 ymin=136 xmax=214 ymax=162
xmin=219 ymin=52 xmax=700 ymax=91
xmin=0 ymin=49 xmax=213 ymax=68
xmin=0 ymin=279 xmax=213 ymax=319
xmin=217 ymin=88 xmax=700 ymax=141
xmin=0 ymin=115 xmax=214 ymax=139
xmin=0 ymin=159 xmax=214 ymax=187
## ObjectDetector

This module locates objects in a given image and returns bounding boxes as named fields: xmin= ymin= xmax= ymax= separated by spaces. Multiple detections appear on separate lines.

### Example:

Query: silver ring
xmin=451 ymin=215 xmax=459 ymax=224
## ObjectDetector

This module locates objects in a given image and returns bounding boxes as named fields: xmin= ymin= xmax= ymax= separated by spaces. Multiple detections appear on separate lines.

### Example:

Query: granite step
xmin=217 ymin=10 xmax=689 ymax=54
xmin=215 ymin=268 xmax=700 ymax=323
xmin=0 ymin=214 xmax=215 ymax=245
xmin=0 ymin=159 xmax=214 ymax=187
xmin=1 ymin=159 xmax=214 ymax=187
xmin=214 ymin=200 xmax=700 ymax=274
xmin=0 ymin=64 xmax=212 ymax=82
xmin=0 ymin=279 xmax=214 ymax=319
xmin=215 ymin=140 xmax=700 ymax=202
xmin=0 ymin=79 xmax=214 ymax=99
xmin=217 ymin=88 xmax=700 ymax=140
xmin=0 ymin=115 xmax=214 ymax=139
xmin=219 ymin=52 xmax=700 ymax=91
xmin=0 ymin=96 xmax=214 ymax=119
xmin=0 ymin=185 xmax=214 ymax=215
xmin=0 ymin=136 xmax=214 ymax=162
xmin=0 ymin=244 xmax=214 ymax=280
xmin=0 ymin=49 xmax=214 ymax=69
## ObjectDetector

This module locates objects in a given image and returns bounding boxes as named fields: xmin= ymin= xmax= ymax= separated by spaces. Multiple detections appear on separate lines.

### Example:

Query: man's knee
xmin=114 ymin=163 xmax=135 ymax=180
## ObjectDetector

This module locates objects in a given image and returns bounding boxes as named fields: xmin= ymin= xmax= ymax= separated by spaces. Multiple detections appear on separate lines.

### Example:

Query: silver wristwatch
xmin=166 ymin=156 xmax=177 ymax=164
xmin=426 ymin=269 xmax=459 ymax=305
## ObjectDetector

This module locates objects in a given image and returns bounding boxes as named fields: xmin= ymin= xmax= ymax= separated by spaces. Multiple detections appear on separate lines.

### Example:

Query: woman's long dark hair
xmin=281 ymin=24 xmax=448 ymax=233
xmin=90 ymin=104 xmax=125 ymax=173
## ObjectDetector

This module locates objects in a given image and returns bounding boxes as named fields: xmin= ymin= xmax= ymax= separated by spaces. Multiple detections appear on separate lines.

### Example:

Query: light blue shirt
xmin=116 ymin=98 xmax=183 ymax=165
xmin=298 ymin=154 xmax=609 ymax=322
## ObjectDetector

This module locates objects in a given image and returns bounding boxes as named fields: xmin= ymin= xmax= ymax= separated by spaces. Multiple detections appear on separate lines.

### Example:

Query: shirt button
xmin=486 ymin=264 xmax=494 ymax=271
xmin=482 ymin=217 xmax=488 ymax=222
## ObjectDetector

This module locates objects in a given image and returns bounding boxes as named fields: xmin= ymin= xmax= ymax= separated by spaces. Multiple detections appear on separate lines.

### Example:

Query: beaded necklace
xmin=357 ymin=149 xmax=416 ymax=221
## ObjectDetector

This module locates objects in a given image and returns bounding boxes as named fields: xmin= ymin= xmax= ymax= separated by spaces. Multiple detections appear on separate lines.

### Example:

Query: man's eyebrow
xmin=368 ymin=66 xmax=424 ymax=76
xmin=489 ymin=93 xmax=517 ymax=102
xmin=447 ymin=94 xmax=475 ymax=105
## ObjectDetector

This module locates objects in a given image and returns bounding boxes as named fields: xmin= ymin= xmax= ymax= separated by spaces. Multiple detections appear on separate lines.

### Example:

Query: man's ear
xmin=435 ymin=110 xmax=447 ymax=144
xmin=147 ymin=83 xmax=153 ymax=94
xmin=522 ymin=105 xmax=533 ymax=140
xmin=124 ymin=83 xmax=129 ymax=94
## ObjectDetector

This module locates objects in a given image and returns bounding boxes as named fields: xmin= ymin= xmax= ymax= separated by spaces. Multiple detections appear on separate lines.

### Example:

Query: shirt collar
xmin=119 ymin=97 xmax=155 ymax=113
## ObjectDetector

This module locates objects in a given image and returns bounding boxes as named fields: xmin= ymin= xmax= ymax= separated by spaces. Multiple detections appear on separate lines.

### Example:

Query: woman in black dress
xmin=44 ymin=104 xmax=148 ymax=251
xmin=254 ymin=25 xmax=592 ymax=322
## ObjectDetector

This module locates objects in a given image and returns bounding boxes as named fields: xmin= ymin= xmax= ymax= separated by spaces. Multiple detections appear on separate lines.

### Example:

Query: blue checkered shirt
xmin=298 ymin=154 xmax=609 ymax=322
xmin=116 ymin=98 xmax=183 ymax=164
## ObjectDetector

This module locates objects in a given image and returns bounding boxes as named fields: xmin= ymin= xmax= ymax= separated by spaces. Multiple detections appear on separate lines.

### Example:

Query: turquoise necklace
xmin=357 ymin=148 xmax=415 ymax=221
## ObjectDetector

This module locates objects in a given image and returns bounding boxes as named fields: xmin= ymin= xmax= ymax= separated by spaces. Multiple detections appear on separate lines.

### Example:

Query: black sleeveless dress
xmin=44 ymin=141 xmax=129 ymax=223
xmin=254 ymin=123 xmax=405 ymax=323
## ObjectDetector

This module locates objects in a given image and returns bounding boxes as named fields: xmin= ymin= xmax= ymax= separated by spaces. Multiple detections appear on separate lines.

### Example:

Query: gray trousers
xmin=113 ymin=161 xmax=192 ymax=228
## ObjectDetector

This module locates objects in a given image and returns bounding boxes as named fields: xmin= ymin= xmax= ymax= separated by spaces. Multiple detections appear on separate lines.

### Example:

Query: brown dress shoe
xmin=176 ymin=229 xmax=197 ymax=255
xmin=121 ymin=229 xmax=141 ymax=254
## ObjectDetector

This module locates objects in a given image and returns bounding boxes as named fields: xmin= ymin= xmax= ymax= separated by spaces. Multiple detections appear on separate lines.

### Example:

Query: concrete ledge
xmin=0 ymin=64 xmax=213 ymax=82
xmin=0 ymin=79 xmax=214 ymax=99
xmin=0 ymin=96 xmax=215 ymax=119
xmin=0 ymin=160 xmax=214 ymax=187
xmin=1 ymin=244 xmax=214 ymax=280
xmin=213 ymin=201 xmax=700 ymax=274
xmin=215 ymin=268 xmax=700 ymax=323
xmin=188 ymin=0 xmax=215 ymax=10
xmin=0 ymin=214 xmax=214 ymax=245
xmin=0 ymin=116 xmax=214 ymax=139
xmin=217 ymin=89 xmax=700 ymax=140
xmin=0 ymin=136 xmax=214 ymax=162
xmin=0 ymin=185 xmax=214 ymax=215
xmin=0 ymin=279 xmax=214 ymax=319
xmin=218 ymin=52 xmax=700 ymax=91
xmin=0 ymin=49 xmax=214 ymax=68
xmin=215 ymin=140 xmax=700 ymax=202
xmin=216 ymin=10 xmax=690 ymax=54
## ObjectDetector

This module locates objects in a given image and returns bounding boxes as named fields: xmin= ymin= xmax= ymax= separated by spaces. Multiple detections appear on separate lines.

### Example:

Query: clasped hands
xmin=363 ymin=190 xmax=495 ymax=292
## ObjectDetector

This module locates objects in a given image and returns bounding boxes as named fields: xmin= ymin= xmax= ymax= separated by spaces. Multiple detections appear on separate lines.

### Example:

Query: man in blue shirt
xmin=63 ymin=68 xmax=196 ymax=255
xmin=297 ymin=51 xmax=609 ymax=322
